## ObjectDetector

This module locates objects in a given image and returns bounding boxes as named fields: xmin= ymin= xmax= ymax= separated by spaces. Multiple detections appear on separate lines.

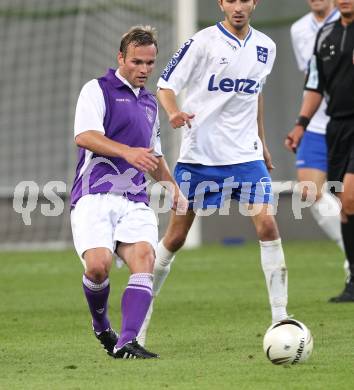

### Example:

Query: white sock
xmin=311 ymin=193 xmax=350 ymax=280
xmin=310 ymin=193 xmax=344 ymax=251
xmin=136 ymin=300 xmax=154 ymax=346
xmin=260 ymin=238 xmax=288 ymax=323
xmin=153 ymin=240 xmax=176 ymax=296
xmin=137 ymin=241 xmax=175 ymax=346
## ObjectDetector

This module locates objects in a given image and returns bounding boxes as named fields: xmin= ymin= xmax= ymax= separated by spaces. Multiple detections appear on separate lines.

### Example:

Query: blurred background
xmin=0 ymin=0 xmax=323 ymax=250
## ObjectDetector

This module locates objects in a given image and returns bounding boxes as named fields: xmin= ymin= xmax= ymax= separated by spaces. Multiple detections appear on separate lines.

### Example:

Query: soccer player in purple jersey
xmin=70 ymin=26 xmax=187 ymax=359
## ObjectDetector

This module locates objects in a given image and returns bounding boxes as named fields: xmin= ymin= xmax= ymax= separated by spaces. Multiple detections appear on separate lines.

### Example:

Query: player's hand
xmin=169 ymin=111 xmax=195 ymax=129
xmin=123 ymin=147 xmax=159 ymax=172
xmin=263 ymin=146 xmax=275 ymax=171
xmin=285 ymin=126 xmax=305 ymax=153
xmin=171 ymin=187 xmax=189 ymax=215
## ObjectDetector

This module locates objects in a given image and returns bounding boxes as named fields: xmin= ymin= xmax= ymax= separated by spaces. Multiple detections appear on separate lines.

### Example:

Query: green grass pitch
xmin=1 ymin=241 xmax=354 ymax=390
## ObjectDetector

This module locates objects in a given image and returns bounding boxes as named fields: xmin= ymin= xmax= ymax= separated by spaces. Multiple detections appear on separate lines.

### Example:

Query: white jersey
xmin=290 ymin=9 xmax=339 ymax=134
xmin=157 ymin=23 xmax=276 ymax=166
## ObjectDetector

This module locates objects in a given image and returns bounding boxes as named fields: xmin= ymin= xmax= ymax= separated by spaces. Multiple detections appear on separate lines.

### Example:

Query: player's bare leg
xmin=329 ymin=173 xmax=354 ymax=302
xmin=298 ymin=168 xmax=349 ymax=279
xmin=248 ymin=204 xmax=288 ymax=323
xmin=84 ymin=247 xmax=113 ymax=283
xmin=341 ymin=173 xmax=354 ymax=216
xmin=137 ymin=210 xmax=195 ymax=345
xmin=82 ymin=248 xmax=118 ymax=353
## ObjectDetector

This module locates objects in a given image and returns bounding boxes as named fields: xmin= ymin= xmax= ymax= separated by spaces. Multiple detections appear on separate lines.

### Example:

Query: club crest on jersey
xmin=256 ymin=46 xmax=268 ymax=64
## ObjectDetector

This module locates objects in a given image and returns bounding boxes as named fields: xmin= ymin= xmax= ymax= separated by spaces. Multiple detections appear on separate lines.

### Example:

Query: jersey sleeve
xmin=290 ymin=24 xmax=308 ymax=72
xmin=149 ymin=106 xmax=163 ymax=157
xmin=267 ymin=42 xmax=276 ymax=75
xmin=74 ymin=79 xmax=106 ymax=138
xmin=157 ymin=35 xmax=202 ymax=95
xmin=304 ymin=32 xmax=324 ymax=95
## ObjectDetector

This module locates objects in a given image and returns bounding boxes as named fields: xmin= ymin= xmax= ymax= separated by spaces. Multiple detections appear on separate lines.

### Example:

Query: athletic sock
xmin=116 ymin=273 xmax=153 ymax=348
xmin=153 ymin=240 xmax=176 ymax=296
xmin=341 ymin=216 xmax=354 ymax=284
xmin=130 ymin=241 xmax=175 ymax=347
xmin=259 ymin=239 xmax=288 ymax=323
xmin=82 ymin=275 xmax=110 ymax=333
xmin=310 ymin=193 xmax=344 ymax=251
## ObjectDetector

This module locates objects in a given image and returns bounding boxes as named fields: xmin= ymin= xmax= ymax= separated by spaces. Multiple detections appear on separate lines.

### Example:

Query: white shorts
xmin=70 ymin=193 xmax=158 ymax=266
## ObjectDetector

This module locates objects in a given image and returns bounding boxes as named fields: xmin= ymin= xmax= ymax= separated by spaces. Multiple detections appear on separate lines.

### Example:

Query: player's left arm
xmin=257 ymin=94 xmax=274 ymax=171
xmin=149 ymin=157 xmax=188 ymax=214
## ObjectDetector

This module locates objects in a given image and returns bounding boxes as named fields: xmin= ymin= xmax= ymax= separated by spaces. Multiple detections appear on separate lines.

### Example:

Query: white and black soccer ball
xmin=263 ymin=319 xmax=313 ymax=365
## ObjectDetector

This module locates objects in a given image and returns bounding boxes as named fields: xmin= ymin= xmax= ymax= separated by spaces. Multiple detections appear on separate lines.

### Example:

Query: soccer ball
xmin=263 ymin=319 xmax=313 ymax=365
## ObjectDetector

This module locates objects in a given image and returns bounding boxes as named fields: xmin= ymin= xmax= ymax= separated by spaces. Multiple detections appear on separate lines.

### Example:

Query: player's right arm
xmin=74 ymin=80 xmax=158 ymax=172
xmin=285 ymin=90 xmax=323 ymax=152
xmin=157 ymin=35 xmax=203 ymax=129
xmin=76 ymin=132 xmax=159 ymax=172
xmin=156 ymin=88 xmax=195 ymax=129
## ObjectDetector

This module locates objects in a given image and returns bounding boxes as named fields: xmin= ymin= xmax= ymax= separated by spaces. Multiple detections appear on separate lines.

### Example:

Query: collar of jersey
xmin=216 ymin=22 xmax=253 ymax=47
xmin=104 ymin=68 xmax=150 ymax=97
xmin=115 ymin=69 xmax=142 ymax=97
xmin=310 ymin=8 xmax=340 ymax=31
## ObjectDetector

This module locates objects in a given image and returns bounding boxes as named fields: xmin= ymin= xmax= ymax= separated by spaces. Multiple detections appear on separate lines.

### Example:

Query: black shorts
xmin=326 ymin=117 xmax=354 ymax=186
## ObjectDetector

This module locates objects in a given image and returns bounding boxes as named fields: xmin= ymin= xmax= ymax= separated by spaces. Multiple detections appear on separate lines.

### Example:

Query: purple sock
xmin=116 ymin=273 xmax=153 ymax=348
xmin=82 ymin=274 xmax=111 ymax=333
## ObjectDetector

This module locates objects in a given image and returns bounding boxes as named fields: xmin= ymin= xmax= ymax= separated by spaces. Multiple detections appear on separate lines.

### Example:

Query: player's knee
xmin=84 ymin=251 xmax=111 ymax=282
xmin=300 ymin=186 xmax=319 ymax=202
xmin=300 ymin=187 xmax=309 ymax=202
xmin=85 ymin=262 xmax=110 ymax=283
xmin=256 ymin=217 xmax=279 ymax=241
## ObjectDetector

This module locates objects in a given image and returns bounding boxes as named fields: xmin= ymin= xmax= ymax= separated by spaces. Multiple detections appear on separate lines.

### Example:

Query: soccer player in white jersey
xmin=138 ymin=0 xmax=290 ymax=346
xmin=289 ymin=0 xmax=349 ymax=285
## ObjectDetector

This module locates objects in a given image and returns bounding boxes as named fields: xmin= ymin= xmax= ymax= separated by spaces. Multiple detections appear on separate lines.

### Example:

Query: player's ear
xmin=218 ymin=0 xmax=224 ymax=12
xmin=117 ymin=51 xmax=124 ymax=66
xmin=253 ymin=0 xmax=258 ymax=10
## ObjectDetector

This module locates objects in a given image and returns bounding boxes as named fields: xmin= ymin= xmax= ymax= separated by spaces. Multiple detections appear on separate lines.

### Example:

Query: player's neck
xmin=222 ymin=20 xmax=250 ymax=40
xmin=341 ymin=14 xmax=354 ymax=26
xmin=312 ymin=6 xmax=334 ymax=23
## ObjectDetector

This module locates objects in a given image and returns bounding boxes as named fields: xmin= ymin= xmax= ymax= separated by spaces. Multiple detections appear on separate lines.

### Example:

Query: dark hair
xmin=119 ymin=25 xmax=158 ymax=57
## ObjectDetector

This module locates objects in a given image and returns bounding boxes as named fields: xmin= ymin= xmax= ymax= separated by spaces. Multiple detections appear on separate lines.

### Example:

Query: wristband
xmin=295 ymin=115 xmax=310 ymax=129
